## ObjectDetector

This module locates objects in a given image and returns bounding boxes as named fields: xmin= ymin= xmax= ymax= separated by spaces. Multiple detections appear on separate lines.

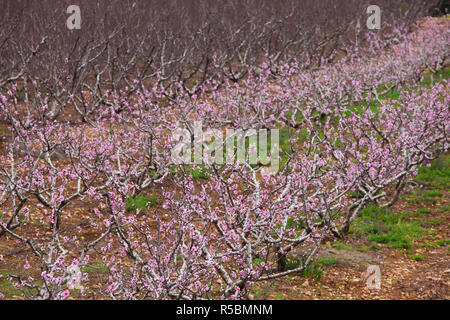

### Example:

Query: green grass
xmin=402 ymin=187 xmax=445 ymax=205
xmin=0 ymin=270 xmax=39 ymax=298
xmin=125 ymin=195 xmax=158 ymax=213
xmin=330 ymin=241 xmax=353 ymax=251
xmin=349 ymin=205 xmax=423 ymax=249
xmin=274 ymin=293 xmax=285 ymax=299
xmin=422 ymin=190 xmax=442 ymax=198
xmin=189 ymin=165 xmax=210 ymax=179
xmin=285 ymin=256 xmax=303 ymax=271
xmin=400 ymin=210 xmax=424 ymax=219
xmin=349 ymin=191 xmax=364 ymax=199
xmin=415 ymin=208 xmax=431 ymax=215
xmin=275 ymin=127 xmax=308 ymax=170
xmin=434 ymin=239 xmax=450 ymax=247
xmin=0 ymin=270 xmax=19 ymax=299
xmin=285 ymin=256 xmax=338 ymax=283
xmin=80 ymin=261 xmax=109 ymax=273
xmin=0 ymin=126 xmax=7 ymax=136
xmin=378 ymin=67 xmax=450 ymax=100
xmin=253 ymin=258 xmax=263 ymax=267
xmin=285 ymin=216 xmax=306 ymax=231
xmin=343 ymin=67 xmax=450 ymax=120
xmin=170 ymin=164 xmax=212 ymax=179
xmin=415 ymin=155 xmax=450 ymax=190
xmin=420 ymin=218 xmax=443 ymax=227
xmin=376 ymin=85 xmax=402 ymax=100
xmin=421 ymin=241 xmax=440 ymax=249
xmin=357 ymin=244 xmax=382 ymax=251
xmin=367 ymin=224 xmax=422 ymax=248
xmin=420 ymin=67 xmax=450 ymax=88
xmin=409 ymin=253 xmax=425 ymax=261
xmin=316 ymin=257 xmax=338 ymax=266
xmin=300 ymin=261 xmax=324 ymax=283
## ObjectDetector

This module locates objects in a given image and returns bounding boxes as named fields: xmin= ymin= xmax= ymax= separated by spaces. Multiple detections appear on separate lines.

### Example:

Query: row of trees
xmin=0 ymin=0 xmax=444 ymax=122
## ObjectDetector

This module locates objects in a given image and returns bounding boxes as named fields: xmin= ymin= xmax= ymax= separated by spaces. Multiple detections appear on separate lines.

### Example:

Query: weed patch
xmin=350 ymin=205 xmax=423 ymax=248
